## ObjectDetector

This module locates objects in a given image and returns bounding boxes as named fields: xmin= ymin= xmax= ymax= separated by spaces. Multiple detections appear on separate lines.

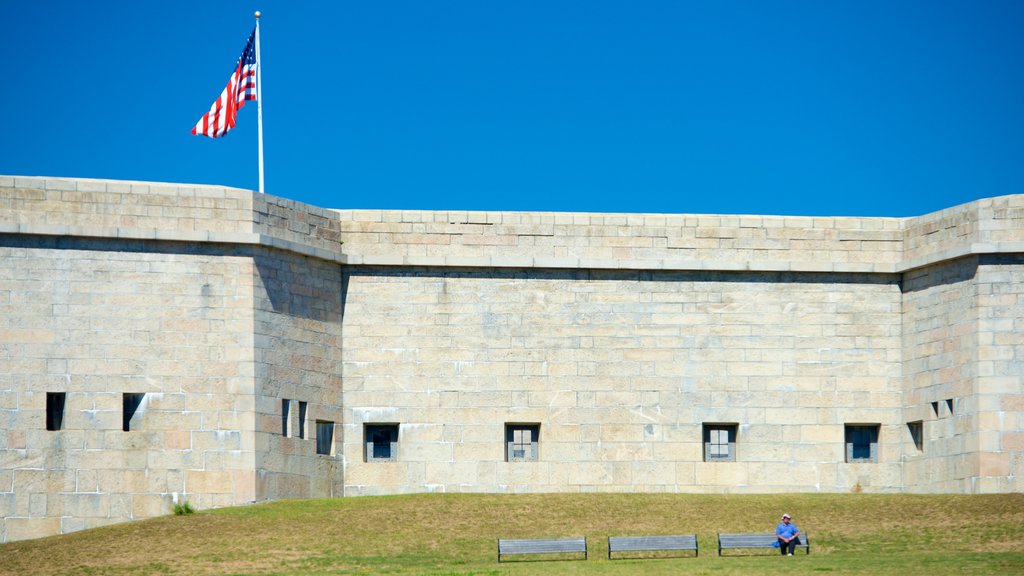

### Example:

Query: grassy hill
xmin=2 ymin=492 xmax=1023 ymax=575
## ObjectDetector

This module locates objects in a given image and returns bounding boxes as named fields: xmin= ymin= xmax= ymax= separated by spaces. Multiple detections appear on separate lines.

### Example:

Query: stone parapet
xmin=334 ymin=209 xmax=905 ymax=273
xmin=0 ymin=176 xmax=347 ymax=265
xmin=4 ymin=176 xmax=1023 ymax=273
xmin=902 ymin=195 xmax=1024 ymax=272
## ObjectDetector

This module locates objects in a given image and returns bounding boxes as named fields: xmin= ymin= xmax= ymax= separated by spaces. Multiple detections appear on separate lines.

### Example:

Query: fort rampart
xmin=1 ymin=176 xmax=1022 ymax=541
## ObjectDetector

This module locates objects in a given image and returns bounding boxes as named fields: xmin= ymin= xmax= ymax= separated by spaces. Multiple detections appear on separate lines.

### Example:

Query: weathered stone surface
xmin=1 ymin=176 xmax=1023 ymax=542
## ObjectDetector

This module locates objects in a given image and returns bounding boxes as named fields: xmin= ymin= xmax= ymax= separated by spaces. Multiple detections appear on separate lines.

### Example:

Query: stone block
xmin=1003 ymin=432 xmax=1024 ymax=451
xmin=402 ymin=442 xmax=453 ymax=463
xmin=346 ymin=462 xmax=411 ymax=486
xmin=631 ymin=461 xmax=675 ymax=486
xmin=6 ymin=517 xmax=61 ymax=542
xmin=185 ymin=470 xmax=234 ymax=495
xmin=694 ymin=462 xmax=747 ymax=487
xmin=980 ymin=453 xmax=1010 ymax=476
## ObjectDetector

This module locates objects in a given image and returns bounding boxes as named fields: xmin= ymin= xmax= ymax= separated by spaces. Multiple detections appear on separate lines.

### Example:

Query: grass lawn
xmin=2 ymin=492 xmax=1023 ymax=575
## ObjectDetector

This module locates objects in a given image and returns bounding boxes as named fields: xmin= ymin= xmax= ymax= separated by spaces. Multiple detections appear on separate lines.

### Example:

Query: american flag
xmin=191 ymin=28 xmax=258 ymax=138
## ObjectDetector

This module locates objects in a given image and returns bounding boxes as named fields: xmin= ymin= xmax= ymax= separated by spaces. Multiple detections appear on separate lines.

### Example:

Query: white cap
xmin=782 ymin=513 xmax=791 ymax=519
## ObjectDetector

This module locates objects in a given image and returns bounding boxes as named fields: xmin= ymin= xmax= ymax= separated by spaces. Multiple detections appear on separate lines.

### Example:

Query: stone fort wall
xmin=1 ymin=175 xmax=1022 ymax=542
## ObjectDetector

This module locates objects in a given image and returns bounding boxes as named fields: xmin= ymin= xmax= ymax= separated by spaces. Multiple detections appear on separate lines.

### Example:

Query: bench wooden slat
xmin=497 ymin=537 xmax=587 ymax=561
xmin=718 ymin=532 xmax=810 ymax=555
xmin=608 ymin=534 xmax=698 ymax=559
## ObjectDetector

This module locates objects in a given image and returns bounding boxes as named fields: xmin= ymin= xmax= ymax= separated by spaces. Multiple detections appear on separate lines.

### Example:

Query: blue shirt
xmin=776 ymin=521 xmax=800 ymax=539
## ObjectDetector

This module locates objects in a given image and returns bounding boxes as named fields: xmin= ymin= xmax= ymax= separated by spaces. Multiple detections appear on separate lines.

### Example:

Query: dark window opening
xmin=123 ymin=393 xmax=145 ymax=431
xmin=845 ymin=424 xmax=880 ymax=463
xmin=365 ymin=424 xmax=399 ymax=462
xmin=298 ymin=401 xmax=308 ymax=439
xmin=316 ymin=420 xmax=335 ymax=455
xmin=46 ymin=392 xmax=66 ymax=431
xmin=907 ymin=421 xmax=923 ymax=452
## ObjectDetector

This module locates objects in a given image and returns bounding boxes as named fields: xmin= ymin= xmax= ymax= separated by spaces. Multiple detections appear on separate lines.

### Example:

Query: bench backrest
xmin=718 ymin=533 xmax=809 ymax=552
xmin=498 ymin=537 xmax=587 ymax=559
xmin=608 ymin=535 xmax=698 ymax=552
xmin=719 ymin=533 xmax=778 ymax=548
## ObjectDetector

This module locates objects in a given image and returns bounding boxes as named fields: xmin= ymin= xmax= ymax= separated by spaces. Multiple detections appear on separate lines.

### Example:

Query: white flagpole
xmin=255 ymin=11 xmax=265 ymax=194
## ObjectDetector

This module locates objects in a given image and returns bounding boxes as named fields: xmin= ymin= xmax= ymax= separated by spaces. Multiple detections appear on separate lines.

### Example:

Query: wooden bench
xmin=607 ymin=534 xmax=699 ymax=559
xmin=718 ymin=533 xmax=810 ymax=555
xmin=497 ymin=537 xmax=587 ymax=562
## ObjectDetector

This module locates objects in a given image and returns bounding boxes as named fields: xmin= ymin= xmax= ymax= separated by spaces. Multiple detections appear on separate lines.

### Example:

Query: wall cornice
xmin=3 ymin=175 xmax=1022 ymax=273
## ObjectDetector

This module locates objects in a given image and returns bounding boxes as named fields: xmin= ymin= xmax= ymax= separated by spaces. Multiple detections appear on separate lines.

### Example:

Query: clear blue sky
xmin=2 ymin=1 xmax=1023 ymax=217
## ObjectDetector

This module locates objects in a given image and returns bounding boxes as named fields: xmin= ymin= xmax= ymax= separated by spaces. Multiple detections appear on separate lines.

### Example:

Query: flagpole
xmin=254 ymin=10 xmax=265 ymax=194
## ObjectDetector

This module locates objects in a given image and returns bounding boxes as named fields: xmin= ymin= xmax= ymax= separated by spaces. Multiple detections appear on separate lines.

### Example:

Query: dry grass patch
xmin=2 ymin=492 xmax=1023 ymax=575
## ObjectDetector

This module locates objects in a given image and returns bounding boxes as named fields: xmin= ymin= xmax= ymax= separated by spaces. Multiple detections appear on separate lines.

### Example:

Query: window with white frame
xmin=505 ymin=424 xmax=539 ymax=462
xmin=703 ymin=423 xmax=737 ymax=462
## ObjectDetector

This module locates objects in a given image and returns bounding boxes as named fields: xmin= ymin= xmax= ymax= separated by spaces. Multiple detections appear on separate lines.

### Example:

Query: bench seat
xmin=497 ymin=537 xmax=587 ymax=562
xmin=608 ymin=534 xmax=698 ymax=559
xmin=718 ymin=533 xmax=810 ymax=555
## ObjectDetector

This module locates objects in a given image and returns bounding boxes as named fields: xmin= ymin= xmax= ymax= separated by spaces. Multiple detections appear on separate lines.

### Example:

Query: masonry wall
xmin=253 ymin=250 xmax=345 ymax=500
xmin=0 ymin=238 xmax=257 ymax=542
xmin=2 ymin=176 xmax=1023 ymax=544
xmin=973 ymin=256 xmax=1024 ymax=492
xmin=902 ymin=255 xmax=1024 ymax=493
xmin=341 ymin=267 xmax=904 ymax=494
xmin=902 ymin=257 xmax=981 ymax=492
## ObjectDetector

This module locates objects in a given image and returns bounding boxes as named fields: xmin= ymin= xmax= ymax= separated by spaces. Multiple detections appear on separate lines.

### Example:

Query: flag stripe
xmin=191 ymin=28 xmax=258 ymax=138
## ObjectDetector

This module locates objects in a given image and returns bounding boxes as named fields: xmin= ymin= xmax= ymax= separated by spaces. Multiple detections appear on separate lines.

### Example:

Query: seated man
xmin=776 ymin=513 xmax=801 ymax=556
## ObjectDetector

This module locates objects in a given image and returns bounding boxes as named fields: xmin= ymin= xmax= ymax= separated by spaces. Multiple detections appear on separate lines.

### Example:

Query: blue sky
xmin=2 ymin=1 xmax=1023 ymax=217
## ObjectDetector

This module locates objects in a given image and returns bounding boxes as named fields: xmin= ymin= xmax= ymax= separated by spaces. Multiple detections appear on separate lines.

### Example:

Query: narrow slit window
xmin=298 ymin=401 xmax=308 ymax=439
xmin=316 ymin=420 xmax=335 ymax=455
xmin=123 ymin=393 xmax=145 ymax=431
xmin=46 ymin=392 xmax=66 ymax=431
xmin=282 ymin=399 xmax=291 ymax=437
xmin=907 ymin=421 xmax=923 ymax=452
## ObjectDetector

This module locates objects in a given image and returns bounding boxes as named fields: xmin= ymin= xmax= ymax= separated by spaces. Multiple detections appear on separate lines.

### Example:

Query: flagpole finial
xmin=254 ymin=10 xmax=261 ymax=19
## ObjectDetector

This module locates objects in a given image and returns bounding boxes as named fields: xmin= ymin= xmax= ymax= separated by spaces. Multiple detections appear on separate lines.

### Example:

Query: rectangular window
xmin=316 ymin=420 xmax=335 ymax=456
xmin=46 ymin=392 xmax=66 ymax=431
xmin=945 ymin=398 xmax=954 ymax=416
xmin=505 ymin=424 xmax=539 ymax=462
xmin=365 ymin=424 xmax=399 ymax=462
xmin=907 ymin=421 xmax=923 ymax=452
xmin=282 ymin=399 xmax=291 ymax=437
xmin=845 ymin=424 xmax=880 ymax=463
xmin=298 ymin=401 xmax=308 ymax=439
xmin=703 ymin=423 xmax=737 ymax=462
xmin=123 ymin=393 xmax=145 ymax=432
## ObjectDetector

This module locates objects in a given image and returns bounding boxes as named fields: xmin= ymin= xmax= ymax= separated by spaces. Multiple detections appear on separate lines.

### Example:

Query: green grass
xmin=172 ymin=501 xmax=195 ymax=516
xmin=2 ymin=493 xmax=1023 ymax=575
